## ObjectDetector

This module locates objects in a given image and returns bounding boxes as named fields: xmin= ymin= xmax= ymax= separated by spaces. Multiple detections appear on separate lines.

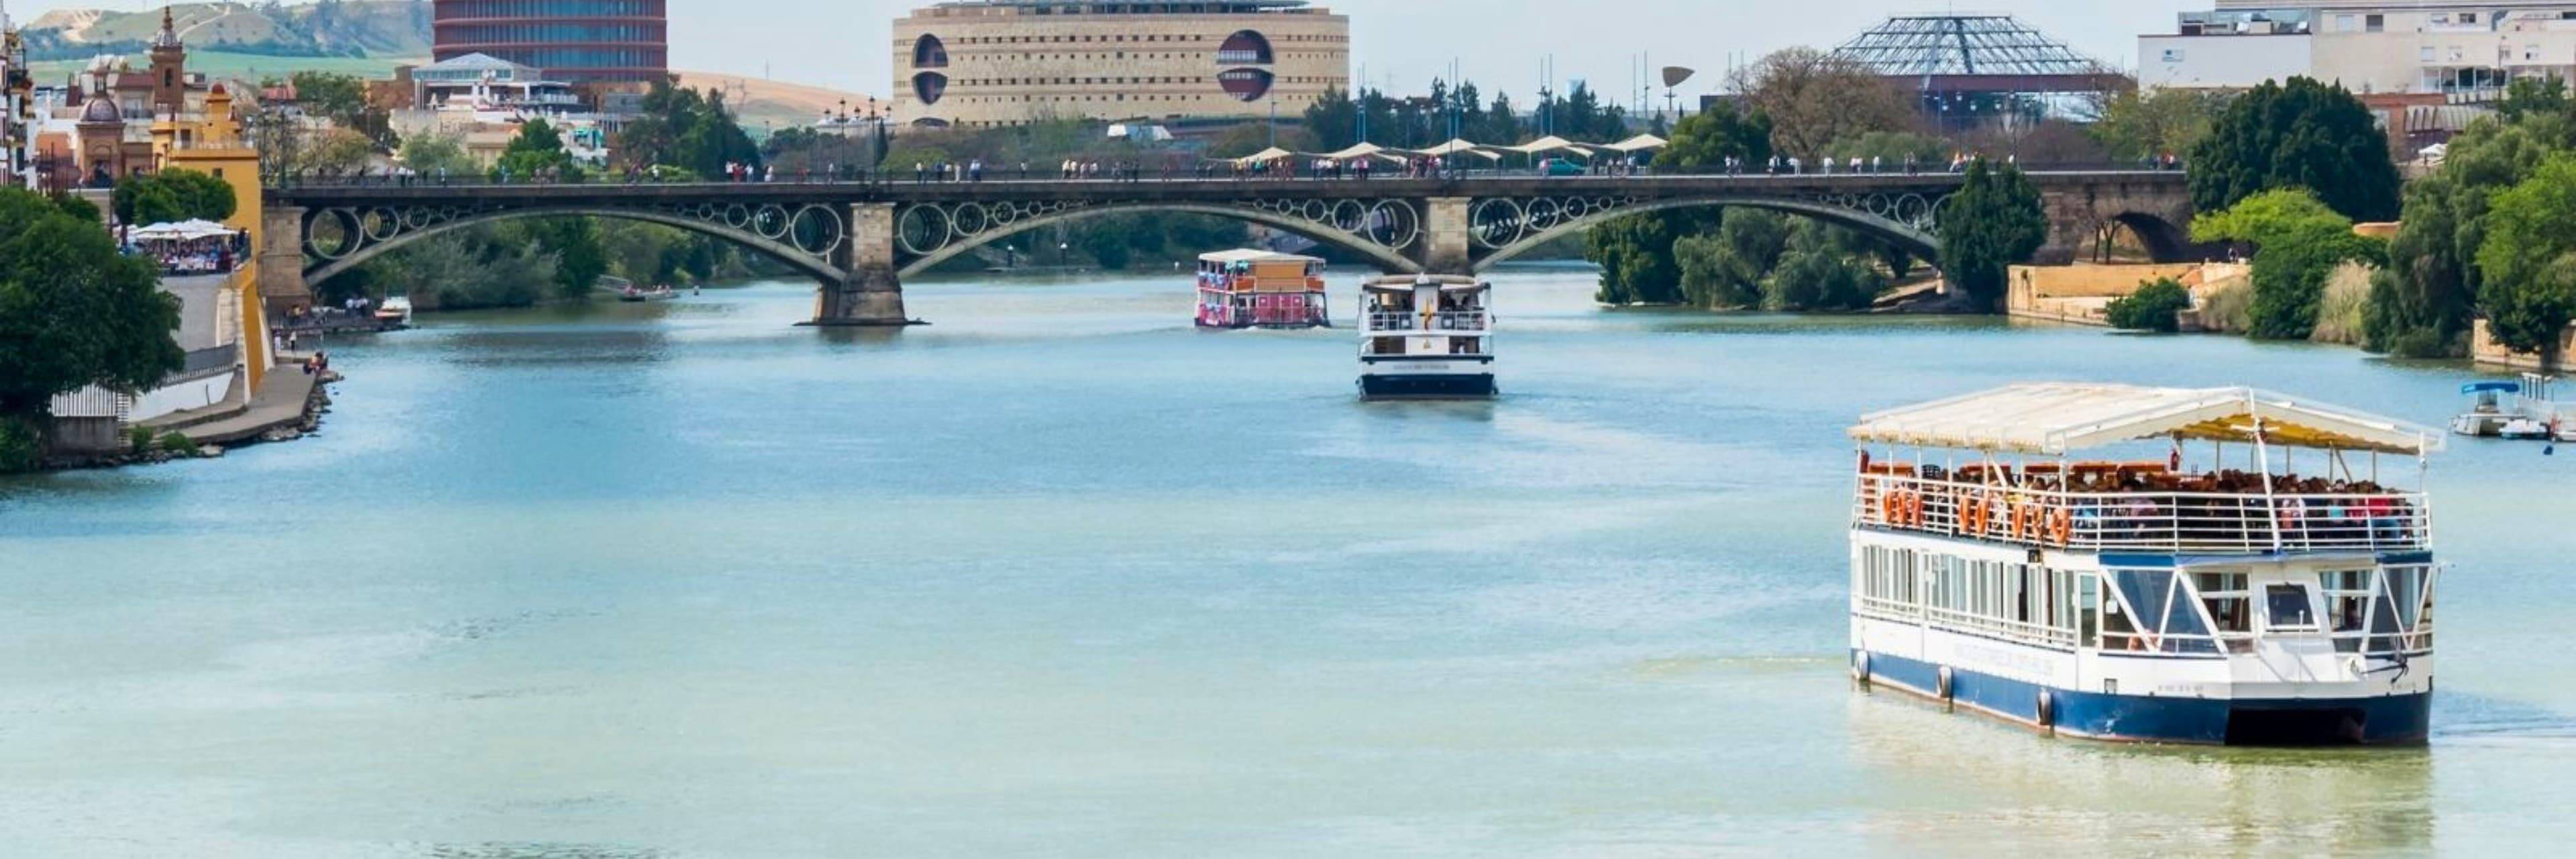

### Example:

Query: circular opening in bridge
xmin=1218 ymin=68 xmax=1273 ymax=103
xmin=912 ymin=72 xmax=949 ymax=106
xmin=305 ymin=209 xmax=360 ymax=260
xmin=1217 ymin=30 xmax=1273 ymax=65
xmin=913 ymin=34 xmax=949 ymax=68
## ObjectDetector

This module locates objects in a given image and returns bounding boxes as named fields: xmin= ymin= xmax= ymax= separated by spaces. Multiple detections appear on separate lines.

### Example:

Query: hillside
xmin=674 ymin=72 xmax=883 ymax=136
xmin=23 ymin=1 xmax=431 ymax=61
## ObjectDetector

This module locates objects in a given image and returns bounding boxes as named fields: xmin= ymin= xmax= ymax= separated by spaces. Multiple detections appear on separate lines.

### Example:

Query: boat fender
xmin=1853 ymin=651 xmax=1873 ymax=687
xmin=2035 ymin=689 xmax=2056 ymax=732
xmin=1936 ymin=666 xmax=1955 ymax=709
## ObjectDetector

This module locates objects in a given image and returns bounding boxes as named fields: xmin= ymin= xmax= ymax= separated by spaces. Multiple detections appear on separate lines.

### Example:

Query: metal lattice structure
xmin=1831 ymin=15 xmax=2125 ymax=96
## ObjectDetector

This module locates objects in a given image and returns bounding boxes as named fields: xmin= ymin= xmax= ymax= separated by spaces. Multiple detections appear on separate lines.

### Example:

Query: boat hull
xmin=1855 ymin=649 xmax=2431 ymax=746
xmin=1359 ymin=372 xmax=1496 ymax=399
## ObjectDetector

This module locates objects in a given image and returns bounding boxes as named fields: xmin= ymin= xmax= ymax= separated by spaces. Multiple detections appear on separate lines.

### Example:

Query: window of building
xmin=2367 ymin=13 xmax=2384 ymax=32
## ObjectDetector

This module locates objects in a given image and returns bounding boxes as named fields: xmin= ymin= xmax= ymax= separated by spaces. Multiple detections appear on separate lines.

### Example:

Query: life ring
xmin=1936 ymin=666 xmax=1956 ymax=709
xmin=1960 ymin=496 xmax=1983 ymax=534
xmin=2036 ymin=689 xmax=2057 ymax=731
xmin=1881 ymin=493 xmax=1902 ymax=525
xmin=1904 ymin=491 xmax=1924 ymax=527
xmin=1853 ymin=651 xmax=1873 ymax=687
xmin=2049 ymin=509 xmax=2074 ymax=546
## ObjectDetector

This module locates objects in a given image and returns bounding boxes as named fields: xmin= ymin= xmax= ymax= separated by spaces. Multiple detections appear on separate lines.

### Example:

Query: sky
xmin=12 ymin=1 xmax=2200 ymax=100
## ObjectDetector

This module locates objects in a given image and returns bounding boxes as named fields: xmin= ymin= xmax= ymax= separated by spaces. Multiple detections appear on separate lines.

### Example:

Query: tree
xmin=2498 ymin=77 xmax=2571 ymax=123
xmin=614 ymin=82 xmax=763 ymax=179
xmin=1937 ymin=159 xmax=2048 ymax=312
xmin=1304 ymin=85 xmax=1359 ymax=148
xmin=1658 ymin=102 xmax=1772 ymax=168
xmin=2366 ymin=100 xmax=2576 ymax=356
xmin=1676 ymin=209 xmax=1788 ymax=309
xmin=2106 ymin=278 xmax=2194 ymax=332
xmin=2188 ymin=77 xmax=2402 ymax=221
xmin=1729 ymin=48 xmax=1917 ymax=158
xmin=398 ymin=132 xmax=480 ymax=176
xmin=499 ymin=118 xmax=579 ymax=179
xmin=2091 ymin=87 xmax=2231 ymax=162
xmin=1586 ymin=212 xmax=1699 ymax=305
xmin=295 ymin=127 xmax=379 ymax=176
xmin=289 ymin=70 xmax=366 ymax=123
xmin=2475 ymin=154 xmax=2576 ymax=356
xmin=1765 ymin=219 xmax=1889 ymax=311
xmin=109 ymin=168 xmax=236 ymax=225
xmin=2191 ymin=189 xmax=2382 ymax=340
xmin=0 ymin=188 xmax=184 ymax=464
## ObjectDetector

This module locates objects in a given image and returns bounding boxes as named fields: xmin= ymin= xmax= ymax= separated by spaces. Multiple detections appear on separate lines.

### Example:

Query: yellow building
xmin=892 ymin=0 xmax=1350 ymax=129
xmin=152 ymin=83 xmax=276 ymax=394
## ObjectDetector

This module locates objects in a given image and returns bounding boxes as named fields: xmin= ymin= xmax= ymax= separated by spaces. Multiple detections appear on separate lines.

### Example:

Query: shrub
xmin=156 ymin=431 xmax=198 ymax=455
xmin=2309 ymin=264 xmax=2372 ymax=345
xmin=2200 ymin=282 xmax=2256 ymax=335
xmin=0 ymin=417 xmax=40 ymax=473
xmin=2106 ymin=278 xmax=2193 ymax=333
xmin=127 ymin=424 xmax=156 ymax=454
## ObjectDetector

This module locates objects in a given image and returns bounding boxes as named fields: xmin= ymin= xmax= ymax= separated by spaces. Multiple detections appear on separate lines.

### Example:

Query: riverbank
xmin=38 ymin=364 xmax=337 ymax=472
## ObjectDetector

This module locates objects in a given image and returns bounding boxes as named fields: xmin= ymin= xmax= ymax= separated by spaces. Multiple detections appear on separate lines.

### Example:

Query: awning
xmin=1849 ymin=383 xmax=2444 ymax=456
xmin=130 ymin=219 xmax=236 ymax=241
xmin=1603 ymin=134 xmax=1668 ymax=153
xmin=1199 ymin=249 xmax=1320 ymax=264
xmin=1414 ymin=138 xmax=1502 ymax=160
xmin=1318 ymin=142 xmax=1405 ymax=162
xmin=1503 ymin=135 xmax=1595 ymax=156
xmin=1226 ymin=147 xmax=1294 ymax=165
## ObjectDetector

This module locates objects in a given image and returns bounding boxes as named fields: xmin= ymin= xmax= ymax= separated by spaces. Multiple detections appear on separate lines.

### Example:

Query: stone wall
xmin=2472 ymin=319 xmax=2576 ymax=372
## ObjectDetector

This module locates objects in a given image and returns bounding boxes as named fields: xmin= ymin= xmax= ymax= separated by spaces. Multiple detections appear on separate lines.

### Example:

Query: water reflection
xmin=1844 ymin=689 xmax=2434 ymax=854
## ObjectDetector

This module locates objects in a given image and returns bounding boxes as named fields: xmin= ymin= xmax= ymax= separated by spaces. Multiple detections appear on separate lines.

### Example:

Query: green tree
xmin=1937 ymin=159 xmax=2048 ymax=312
xmin=1586 ymin=211 xmax=1699 ymax=305
xmin=499 ymin=118 xmax=580 ymax=179
xmin=0 ymin=188 xmax=184 ymax=466
xmin=1303 ymin=85 xmax=1360 ymax=148
xmin=109 ymin=168 xmax=237 ymax=225
xmin=614 ymin=83 xmax=763 ymax=179
xmin=1765 ymin=219 xmax=1890 ymax=311
xmin=2188 ymin=77 xmax=2401 ymax=221
xmin=2192 ymin=189 xmax=2383 ymax=340
xmin=2475 ymin=154 xmax=2576 ymax=356
xmin=398 ymin=132 xmax=480 ymax=176
xmin=2498 ymin=77 xmax=2571 ymax=123
xmin=1676 ymin=209 xmax=1788 ymax=309
xmin=289 ymin=70 xmax=366 ymax=123
xmin=2367 ymin=91 xmax=2576 ymax=356
xmin=2091 ymin=88 xmax=2231 ymax=162
xmin=2106 ymin=278 xmax=2194 ymax=332
xmin=1659 ymin=102 xmax=1772 ymax=168
xmin=1728 ymin=47 xmax=1917 ymax=158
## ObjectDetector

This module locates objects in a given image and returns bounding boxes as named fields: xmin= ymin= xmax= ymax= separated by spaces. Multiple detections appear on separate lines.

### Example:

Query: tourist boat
xmin=1358 ymin=274 xmax=1496 ymax=399
xmin=2451 ymin=381 xmax=2518 ymax=438
xmin=1847 ymin=383 xmax=2443 ymax=746
xmin=1195 ymin=250 xmax=1330 ymax=329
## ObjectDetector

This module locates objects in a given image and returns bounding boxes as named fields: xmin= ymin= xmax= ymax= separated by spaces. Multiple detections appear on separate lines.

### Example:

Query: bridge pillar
xmin=812 ymin=203 xmax=917 ymax=327
xmin=1424 ymin=197 xmax=1472 ymax=274
xmin=257 ymin=205 xmax=311 ymax=316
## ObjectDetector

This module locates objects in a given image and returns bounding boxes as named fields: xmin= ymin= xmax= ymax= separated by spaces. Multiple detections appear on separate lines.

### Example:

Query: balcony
xmin=1363 ymin=310 xmax=1489 ymax=333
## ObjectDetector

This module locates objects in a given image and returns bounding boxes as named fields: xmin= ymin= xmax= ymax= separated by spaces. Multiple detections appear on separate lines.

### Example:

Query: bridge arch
xmin=896 ymin=201 xmax=1425 ymax=279
xmin=302 ymin=204 xmax=845 ymax=287
xmin=1471 ymin=195 xmax=1945 ymax=273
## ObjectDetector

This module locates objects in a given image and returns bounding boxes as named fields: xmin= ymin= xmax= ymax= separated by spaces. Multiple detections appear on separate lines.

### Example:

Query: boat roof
xmin=1362 ymin=274 xmax=1485 ymax=292
xmin=1199 ymin=249 xmax=1320 ymax=264
xmin=1850 ymin=383 xmax=2445 ymax=456
xmin=2462 ymin=381 xmax=2521 ymax=395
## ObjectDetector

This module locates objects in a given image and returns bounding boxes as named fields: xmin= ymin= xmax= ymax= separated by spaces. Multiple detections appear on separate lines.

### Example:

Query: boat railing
xmin=1853 ymin=473 xmax=2430 ymax=554
xmin=1362 ymin=311 xmax=1491 ymax=333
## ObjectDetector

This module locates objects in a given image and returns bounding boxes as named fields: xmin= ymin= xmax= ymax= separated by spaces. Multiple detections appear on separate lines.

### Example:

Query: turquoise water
xmin=3 ymin=266 xmax=2572 ymax=856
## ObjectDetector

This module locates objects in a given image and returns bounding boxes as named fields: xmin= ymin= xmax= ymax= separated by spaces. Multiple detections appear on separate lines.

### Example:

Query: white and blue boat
xmin=1846 ymin=384 xmax=2443 ymax=746
xmin=1357 ymin=274 xmax=1496 ymax=399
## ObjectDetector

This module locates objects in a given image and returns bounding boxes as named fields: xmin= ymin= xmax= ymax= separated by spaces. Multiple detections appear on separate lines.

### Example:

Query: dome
xmin=80 ymin=98 xmax=123 ymax=123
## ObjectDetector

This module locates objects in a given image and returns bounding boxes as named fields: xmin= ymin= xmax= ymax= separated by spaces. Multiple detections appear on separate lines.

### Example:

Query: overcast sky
xmin=15 ymin=1 xmax=2197 ymax=99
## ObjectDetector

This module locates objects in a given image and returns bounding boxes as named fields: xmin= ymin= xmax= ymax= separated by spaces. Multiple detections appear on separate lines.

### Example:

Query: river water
xmin=3 ymin=266 xmax=2572 ymax=856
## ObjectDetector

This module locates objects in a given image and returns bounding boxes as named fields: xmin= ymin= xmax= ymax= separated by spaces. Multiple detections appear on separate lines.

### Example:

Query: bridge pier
xmin=1424 ymin=197 xmax=1473 ymax=275
xmin=258 ymin=205 xmax=311 ymax=316
xmin=810 ymin=203 xmax=919 ymax=327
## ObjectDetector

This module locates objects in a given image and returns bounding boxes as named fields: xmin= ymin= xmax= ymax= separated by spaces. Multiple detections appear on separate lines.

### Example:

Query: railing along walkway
xmin=1855 ymin=474 xmax=2429 ymax=554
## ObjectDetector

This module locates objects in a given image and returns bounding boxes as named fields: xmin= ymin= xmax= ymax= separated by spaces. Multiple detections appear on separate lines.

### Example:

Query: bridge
xmin=259 ymin=170 xmax=2192 ymax=326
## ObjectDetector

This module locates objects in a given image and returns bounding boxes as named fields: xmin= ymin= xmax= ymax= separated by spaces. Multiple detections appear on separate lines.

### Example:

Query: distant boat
xmin=1195 ymin=250 xmax=1330 ymax=330
xmin=373 ymin=296 xmax=413 ymax=329
xmin=601 ymin=276 xmax=676 ymax=303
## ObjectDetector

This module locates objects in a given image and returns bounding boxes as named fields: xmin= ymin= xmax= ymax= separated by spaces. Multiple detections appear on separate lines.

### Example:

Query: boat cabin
xmin=1195 ymin=250 xmax=1328 ymax=329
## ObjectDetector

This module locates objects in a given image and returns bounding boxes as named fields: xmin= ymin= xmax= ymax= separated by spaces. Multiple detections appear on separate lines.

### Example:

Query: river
xmin=3 ymin=266 xmax=2571 ymax=856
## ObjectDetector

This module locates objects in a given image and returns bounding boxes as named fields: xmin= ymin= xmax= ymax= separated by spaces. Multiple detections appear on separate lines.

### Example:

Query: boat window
xmin=2111 ymin=570 xmax=2175 ymax=639
xmin=2159 ymin=576 xmax=2220 ymax=654
xmin=2265 ymin=584 xmax=2316 ymax=630
xmin=2193 ymin=572 xmax=2253 ymax=638
xmin=2383 ymin=565 xmax=2428 ymax=630
xmin=2078 ymin=574 xmax=2100 ymax=648
xmin=2320 ymin=569 xmax=2373 ymax=652
xmin=2101 ymin=583 xmax=2141 ymax=650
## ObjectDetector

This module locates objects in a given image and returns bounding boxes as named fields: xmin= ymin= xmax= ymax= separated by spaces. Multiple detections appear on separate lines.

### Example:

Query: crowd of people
xmin=1864 ymin=460 xmax=2422 ymax=549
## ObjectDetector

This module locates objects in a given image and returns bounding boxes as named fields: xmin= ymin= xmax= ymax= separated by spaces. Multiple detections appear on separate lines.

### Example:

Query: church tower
xmin=148 ymin=6 xmax=186 ymax=117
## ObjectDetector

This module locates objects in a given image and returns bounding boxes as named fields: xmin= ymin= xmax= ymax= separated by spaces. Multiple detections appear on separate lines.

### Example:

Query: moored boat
xmin=1358 ymin=274 xmax=1495 ymax=399
xmin=1195 ymin=250 xmax=1330 ymax=329
xmin=1847 ymin=383 xmax=2443 ymax=746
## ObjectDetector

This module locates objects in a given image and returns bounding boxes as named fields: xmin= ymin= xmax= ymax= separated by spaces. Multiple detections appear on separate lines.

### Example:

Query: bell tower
xmin=148 ymin=6 xmax=186 ymax=117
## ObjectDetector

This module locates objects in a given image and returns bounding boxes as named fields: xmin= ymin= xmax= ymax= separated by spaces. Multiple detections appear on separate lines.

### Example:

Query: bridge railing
xmin=264 ymin=160 xmax=2184 ymax=191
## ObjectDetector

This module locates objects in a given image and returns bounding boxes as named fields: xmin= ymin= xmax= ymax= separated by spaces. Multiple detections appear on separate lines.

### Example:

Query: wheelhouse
xmin=1845 ymin=383 xmax=2445 ymax=746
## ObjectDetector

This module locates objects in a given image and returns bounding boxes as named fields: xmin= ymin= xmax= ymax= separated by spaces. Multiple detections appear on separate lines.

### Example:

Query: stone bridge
xmin=260 ymin=170 xmax=2191 ymax=325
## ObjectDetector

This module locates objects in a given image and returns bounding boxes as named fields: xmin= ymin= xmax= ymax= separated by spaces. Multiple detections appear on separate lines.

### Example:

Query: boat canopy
xmin=2461 ymin=381 xmax=2521 ymax=395
xmin=1849 ymin=383 xmax=2445 ymax=456
xmin=1199 ymin=249 xmax=1321 ymax=265
xmin=1361 ymin=274 xmax=1483 ymax=293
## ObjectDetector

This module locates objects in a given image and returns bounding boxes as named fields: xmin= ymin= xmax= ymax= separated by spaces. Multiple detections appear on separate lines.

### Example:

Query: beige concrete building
xmin=891 ymin=1 xmax=1350 ymax=128
xmin=2142 ymin=1 xmax=2576 ymax=96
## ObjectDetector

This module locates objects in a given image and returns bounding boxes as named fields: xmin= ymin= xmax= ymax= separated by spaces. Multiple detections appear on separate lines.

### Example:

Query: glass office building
xmin=432 ymin=0 xmax=669 ymax=85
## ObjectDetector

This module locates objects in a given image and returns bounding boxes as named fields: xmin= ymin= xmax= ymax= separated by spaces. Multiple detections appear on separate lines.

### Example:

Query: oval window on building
xmin=914 ymin=34 xmax=949 ymax=68
xmin=1217 ymin=30 xmax=1273 ymax=66
xmin=914 ymin=72 xmax=949 ymax=105
xmin=1218 ymin=68 xmax=1274 ymax=102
